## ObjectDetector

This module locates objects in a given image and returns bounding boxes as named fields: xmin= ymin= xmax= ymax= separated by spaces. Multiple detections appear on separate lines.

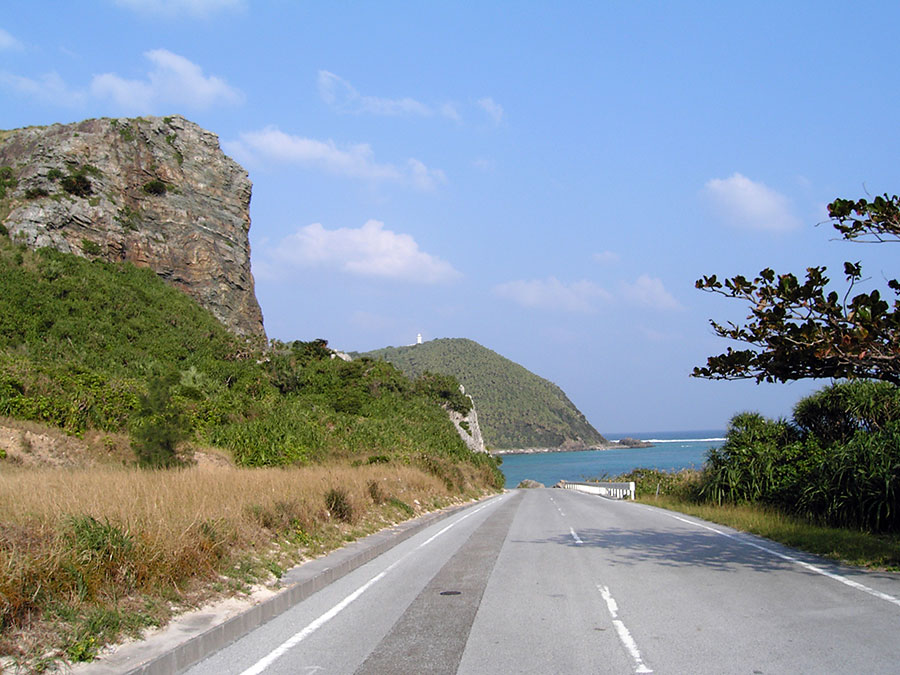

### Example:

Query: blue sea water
xmin=499 ymin=430 xmax=726 ymax=489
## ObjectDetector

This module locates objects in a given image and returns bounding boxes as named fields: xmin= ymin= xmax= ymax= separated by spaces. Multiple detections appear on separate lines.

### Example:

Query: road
xmin=186 ymin=488 xmax=900 ymax=674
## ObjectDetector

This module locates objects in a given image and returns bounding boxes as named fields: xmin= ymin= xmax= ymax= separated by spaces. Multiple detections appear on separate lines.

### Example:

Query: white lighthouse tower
xmin=416 ymin=333 xmax=423 ymax=345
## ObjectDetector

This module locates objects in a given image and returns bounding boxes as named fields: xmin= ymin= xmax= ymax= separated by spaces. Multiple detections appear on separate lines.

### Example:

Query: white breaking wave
xmin=642 ymin=437 xmax=725 ymax=443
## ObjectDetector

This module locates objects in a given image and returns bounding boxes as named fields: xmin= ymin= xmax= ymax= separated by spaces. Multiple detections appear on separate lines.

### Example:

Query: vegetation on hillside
xmin=0 ymin=232 xmax=501 ymax=482
xmin=358 ymin=338 xmax=606 ymax=449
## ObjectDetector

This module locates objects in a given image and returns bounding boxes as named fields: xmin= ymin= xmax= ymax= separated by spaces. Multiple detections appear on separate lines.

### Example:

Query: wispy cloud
xmin=493 ymin=277 xmax=610 ymax=313
xmin=494 ymin=274 xmax=681 ymax=312
xmin=259 ymin=220 xmax=461 ymax=284
xmin=0 ymin=27 xmax=23 ymax=50
xmin=593 ymin=250 xmax=620 ymax=265
xmin=317 ymin=70 xmax=459 ymax=121
xmin=619 ymin=275 xmax=682 ymax=310
xmin=2 ymin=49 xmax=239 ymax=112
xmin=439 ymin=102 xmax=461 ymax=122
xmin=226 ymin=126 xmax=446 ymax=190
xmin=477 ymin=97 xmax=504 ymax=124
xmin=703 ymin=172 xmax=801 ymax=231
xmin=91 ymin=49 xmax=243 ymax=111
xmin=0 ymin=71 xmax=86 ymax=107
xmin=112 ymin=0 xmax=245 ymax=17
xmin=473 ymin=157 xmax=495 ymax=172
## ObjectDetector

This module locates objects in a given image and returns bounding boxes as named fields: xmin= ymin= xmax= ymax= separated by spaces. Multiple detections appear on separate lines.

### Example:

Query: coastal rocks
xmin=614 ymin=437 xmax=654 ymax=448
xmin=516 ymin=479 xmax=545 ymax=489
xmin=0 ymin=115 xmax=264 ymax=337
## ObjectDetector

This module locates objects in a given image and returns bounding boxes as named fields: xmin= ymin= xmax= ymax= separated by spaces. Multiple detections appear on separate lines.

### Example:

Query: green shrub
xmin=325 ymin=488 xmax=353 ymax=522
xmin=701 ymin=382 xmax=900 ymax=532
xmin=388 ymin=497 xmax=415 ymax=516
xmin=700 ymin=412 xmax=801 ymax=505
xmin=799 ymin=423 xmax=900 ymax=532
xmin=47 ymin=167 xmax=64 ymax=181
xmin=115 ymin=205 xmax=142 ymax=231
xmin=81 ymin=239 xmax=102 ymax=256
xmin=61 ymin=173 xmax=92 ymax=197
xmin=0 ymin=166 xmax=16 ymax=199
xmin=130 ymin=372 xmax=190 ymax=468
xmin=614 ymin=467 xmax=702 ymax=500
xmin=24 ymin=187 xmax=49 ymax=199
xmin=142 ymin=179 xmax=167 ymax=195
xmin=793 ymin=380 xmax=900 ymax=445
xmin=414 ymin=371 xmax=472 ymax=415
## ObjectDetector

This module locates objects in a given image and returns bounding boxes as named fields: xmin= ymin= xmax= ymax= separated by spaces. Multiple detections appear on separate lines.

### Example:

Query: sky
xmin=2 ymin=1 xmax=899 ymax=435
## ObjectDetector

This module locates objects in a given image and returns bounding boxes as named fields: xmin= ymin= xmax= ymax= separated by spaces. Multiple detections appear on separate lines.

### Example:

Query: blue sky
xmin=3 ymin=1 xmax=898 ymax=434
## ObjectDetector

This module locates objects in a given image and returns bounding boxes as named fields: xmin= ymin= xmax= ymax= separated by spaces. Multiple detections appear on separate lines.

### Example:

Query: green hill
xmin=358 ymin=338 xmax=607 ymax=450
xmin=0 ymin=231 xmax=499 ymax=483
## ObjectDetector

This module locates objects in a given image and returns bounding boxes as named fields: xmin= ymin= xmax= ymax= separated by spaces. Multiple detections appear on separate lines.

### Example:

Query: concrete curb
xmin=78 ymin=498 xmax=488 ymax=675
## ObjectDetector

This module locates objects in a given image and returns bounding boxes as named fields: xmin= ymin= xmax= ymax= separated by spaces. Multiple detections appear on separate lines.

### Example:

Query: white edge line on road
xmin=238 ymin=495 xmax=504 ymax=675
xmin=660 ymin=511 xmax=900 ymax=609
xmin=598 ymin=585 xmax=653 ymax=674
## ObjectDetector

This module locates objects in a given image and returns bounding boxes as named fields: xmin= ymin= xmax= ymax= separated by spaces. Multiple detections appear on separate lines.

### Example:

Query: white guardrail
xmin=558 ymin=480 xmax=635 ymax=500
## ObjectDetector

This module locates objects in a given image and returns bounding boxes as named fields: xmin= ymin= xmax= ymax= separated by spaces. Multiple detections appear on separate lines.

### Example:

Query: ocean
xmin=498 ymin=430 xmax=726 ymax=489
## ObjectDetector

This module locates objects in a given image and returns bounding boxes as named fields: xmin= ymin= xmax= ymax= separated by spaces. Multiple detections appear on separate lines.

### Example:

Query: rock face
xmin=0 ymin=115 xmax=264 ymax=337
xmin=447 ymin=390 xmax=487 ymax=454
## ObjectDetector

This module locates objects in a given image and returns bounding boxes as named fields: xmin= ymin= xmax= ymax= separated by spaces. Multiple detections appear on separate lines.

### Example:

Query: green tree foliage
xmin=694 ymin=194 xmax=900 ymax=385
xmin=358 ymin=338 xmax=605 ymax=449
xmin=130 ymin=371 xmax=189 ymax=468
xmin=700 ymin=381 xmax=900 ymax=532
xmin=413 ymin=371 xmax=472 ymax=415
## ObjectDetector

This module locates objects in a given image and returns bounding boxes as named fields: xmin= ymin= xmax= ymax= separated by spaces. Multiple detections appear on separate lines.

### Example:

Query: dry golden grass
xmin=0 ymin=461 xmax=496 ymax=668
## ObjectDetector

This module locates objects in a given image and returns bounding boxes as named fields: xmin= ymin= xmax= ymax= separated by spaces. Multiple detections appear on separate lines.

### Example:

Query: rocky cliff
xmin=0 ymin=115 xmax=264 ymax=337
xmin=447 ymin=388 xmax=488 ymax=454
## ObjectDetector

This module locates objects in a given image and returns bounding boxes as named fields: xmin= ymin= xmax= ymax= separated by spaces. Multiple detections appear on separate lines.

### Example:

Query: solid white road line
xmin=659 ymin=510 xmax=900 ymax=609
xmin=238 ymin=496 xmax=505 ymax=675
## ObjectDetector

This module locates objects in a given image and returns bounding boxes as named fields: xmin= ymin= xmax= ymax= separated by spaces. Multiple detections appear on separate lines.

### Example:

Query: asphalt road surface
xmin=186 ymin=488 xmax=900 ymax=674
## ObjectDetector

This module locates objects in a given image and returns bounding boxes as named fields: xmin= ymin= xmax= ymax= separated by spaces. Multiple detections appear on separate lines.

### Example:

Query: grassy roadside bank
xmin=0 ymin=462 xmax=498 ymax=672
xmin=637 ymin=493 xmax=900 ymax=572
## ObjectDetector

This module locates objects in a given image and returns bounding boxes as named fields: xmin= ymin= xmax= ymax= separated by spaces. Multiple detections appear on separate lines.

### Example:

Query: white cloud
xmin=318 ymin=70 xmax=432 ymax=117
xmin=493 ymin=274 xmax=681 ymax=313
xmin=473 ymin=157 xmax=495 ymax=172
xmin=0 ymin=71 xmax=86 ymax=107
xmin=477 ymin=97 xmax=504 ymax=124
xmin=91 ymin=49 xmax=243 ymax=111
xmin=112 ymin=0 xmax=244 ymax=16
xmin=228 ymin=127 xmax=399 ymax=180
xmin=703 ymin=172 xmax=801 ymax=231
xmin=593 ymin=250 xmax=620 ymax=265
xmin=407 ymin=158 xmax=447 ymax=190
xmin=493 ymin=277 xmax=610 ymax=313
xmin=619 ymin=275 xmax=682 ymax=310
xmin=263 ymin=220 xmax=460 ymax=284
xmin=0 ymin=27 xmax=23 ymax=50
xmin=439 ymin=102 xmax=461 ymax=122
xmin=226 ymin=126 xmax=445 ymax=190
